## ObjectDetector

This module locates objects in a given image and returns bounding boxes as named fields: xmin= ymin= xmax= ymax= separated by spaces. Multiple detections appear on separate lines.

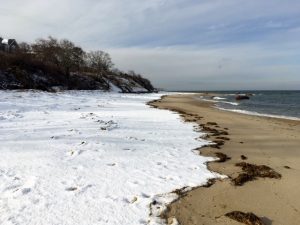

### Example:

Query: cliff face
xmin=0 ymin=68 xmax=155 ymax=93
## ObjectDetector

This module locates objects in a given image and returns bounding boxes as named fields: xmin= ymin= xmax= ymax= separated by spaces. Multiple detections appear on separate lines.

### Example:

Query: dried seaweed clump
xmin=241 ymin=155 xmax=248 ymax=160
xmin=171 ymin=186 xmax=188 ymax=197
xmin=215 ymin=152 xmax=231 ymax=162
xmin=233 ymin=162 xmax=281 ymax=186
xmin=225 ymin=211 xmax=265 ymax=225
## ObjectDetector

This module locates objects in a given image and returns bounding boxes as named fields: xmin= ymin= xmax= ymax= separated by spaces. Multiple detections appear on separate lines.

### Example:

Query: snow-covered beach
xmin=0 ymin=91 xmax=219 ymax=225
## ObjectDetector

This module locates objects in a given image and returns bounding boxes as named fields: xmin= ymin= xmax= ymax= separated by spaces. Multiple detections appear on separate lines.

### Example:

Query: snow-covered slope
xmin=0 ymin=91 xmax=220 ymax=225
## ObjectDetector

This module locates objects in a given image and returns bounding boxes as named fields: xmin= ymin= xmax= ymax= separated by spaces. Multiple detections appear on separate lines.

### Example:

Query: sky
xmin=1 ymin=0 xmax=300 ymax=90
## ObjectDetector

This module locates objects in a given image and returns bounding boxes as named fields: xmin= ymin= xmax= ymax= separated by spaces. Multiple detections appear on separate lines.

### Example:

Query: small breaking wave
xmin=213 ymin=97 xmax=226 ymax=100
xmin=221 ymin=101 xmax=239 ymax=106
xmin=216 ymin=107 xmax=300 ymax=121
xmin=198 ymin=97 xmax=239 ymax=106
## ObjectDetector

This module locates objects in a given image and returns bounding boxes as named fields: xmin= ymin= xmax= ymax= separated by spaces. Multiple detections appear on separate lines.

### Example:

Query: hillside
xmin=0 ymin=67 xmax=155 ymax=93
xmin=0 ymin=37 xmax=155 ymax=93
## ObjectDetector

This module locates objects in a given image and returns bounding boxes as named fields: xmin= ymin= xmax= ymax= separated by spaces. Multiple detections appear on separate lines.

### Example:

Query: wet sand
xmin=149 ymin=94 xmax=300 ymax=225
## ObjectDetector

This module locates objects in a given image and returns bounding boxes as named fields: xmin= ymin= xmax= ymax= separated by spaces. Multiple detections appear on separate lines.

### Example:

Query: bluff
xmin=0 ymin=36 xmax=155 ymax=93
xmin=0 ymin=68 xmax=155 ymax=93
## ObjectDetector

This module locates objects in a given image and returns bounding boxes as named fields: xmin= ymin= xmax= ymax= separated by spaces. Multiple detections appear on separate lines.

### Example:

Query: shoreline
xmin=195 ymin=94 xmax=300 ymax=121
xmin=216 ymin=106 xmax=300 ymax=121
xmin=149 ymin=94 xmax=300 ymax=225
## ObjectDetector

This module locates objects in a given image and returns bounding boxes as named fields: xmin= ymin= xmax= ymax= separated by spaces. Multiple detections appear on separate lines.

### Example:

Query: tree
xmin=128 ymin=70 xmax=137 ymax=76
xmin=31 ymin=36 xmax=60 ymax=66
xmin=17 ymin=42 xmax=32 ymax=54
xmin=85 ymin=50 xmax=114 ymax=74
xmin=31 ymin=36 xmax=85 ymax=77
xmin=58 ymin=39 xmax=85 ymax=75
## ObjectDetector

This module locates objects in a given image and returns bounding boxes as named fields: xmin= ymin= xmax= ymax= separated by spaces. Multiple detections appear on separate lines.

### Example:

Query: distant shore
xmin=150 ymin=94 xmax=300 ymax=225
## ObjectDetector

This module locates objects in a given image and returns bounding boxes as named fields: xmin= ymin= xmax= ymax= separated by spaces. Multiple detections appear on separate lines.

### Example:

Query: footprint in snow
xmin=5 ymin=176 xmax=36 ymax=197
xmin=21 ymin=188 xmax=31 ymax=195
xmin=72 ymin=165 xmax=85 ymax=171
xmin=77 ymin=184 xmax=93 ymax=194
xmin=50 ymin=136 xmax=60 ymax=140
xmin=65 ymin=184 xmax=93 ymax=194
xmin=68 ymin=149 xmax=84 ymax=157
xmin=65 ymin=187 xmax=78 ymax=192
xmin=139 ymin=219 xmax=148 ymax=224
xmin=141 ymin=193 xmax=151 ymax=198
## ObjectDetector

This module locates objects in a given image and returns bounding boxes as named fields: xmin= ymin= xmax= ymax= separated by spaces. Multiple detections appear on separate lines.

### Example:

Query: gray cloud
xmin=1 ymin=0 xmax=300 ymax=90
xmin=109 ymin=45 xmax=300 ymax=90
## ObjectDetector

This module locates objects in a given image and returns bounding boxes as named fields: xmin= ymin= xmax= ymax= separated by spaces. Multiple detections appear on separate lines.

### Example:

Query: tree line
xmin=0 ymin=36 xmax=154 ymax=92
xmin=16 ymin=36 xmax=117 ymax=78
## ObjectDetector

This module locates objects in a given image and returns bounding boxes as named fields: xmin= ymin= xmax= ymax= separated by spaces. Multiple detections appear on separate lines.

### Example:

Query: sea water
xmin=201 ymin=91 xmax=300 ymax=120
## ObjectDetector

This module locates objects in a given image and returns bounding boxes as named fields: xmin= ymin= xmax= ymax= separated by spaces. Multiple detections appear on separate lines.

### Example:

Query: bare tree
xmin=31 ymin=36 xmax=60 ymax=66
xmin=31 ymin=36 xmax=84 ymax=77
xmin=128 ymin=70 xmax=135 ymax=76
xmin=59 ymin=39 xmax=85 ymax=75
xmin=85 ymin=50 xmax=114 ymax=74
xmin=17 ymin=42 xmax=32 ymax=54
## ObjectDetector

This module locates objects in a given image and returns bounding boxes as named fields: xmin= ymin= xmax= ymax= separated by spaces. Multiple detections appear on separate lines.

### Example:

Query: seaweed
xmin=215 ymin=152 xmax=231 ymax=162
xmin=225 ymin=211 xmax=265 ymax=225
xmin=206 ymin=122 xmax=218 ymax=126
xmin=241 ymin=155 xmax=248 ymax=160
xmin=233 ymin=162 xmax=281 ymax=186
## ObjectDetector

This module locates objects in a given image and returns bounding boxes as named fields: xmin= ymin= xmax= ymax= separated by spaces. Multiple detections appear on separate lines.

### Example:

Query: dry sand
xmin=149 ymin=94 xmax=300 ymax=225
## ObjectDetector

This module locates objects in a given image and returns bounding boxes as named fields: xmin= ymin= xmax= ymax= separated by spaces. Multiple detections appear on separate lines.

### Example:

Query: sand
xmin=149 ymin=94 xmax=300 ymax=225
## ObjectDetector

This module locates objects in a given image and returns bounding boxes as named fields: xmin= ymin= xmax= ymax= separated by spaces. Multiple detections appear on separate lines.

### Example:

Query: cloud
xmin=109 ymin=44 xmax=300 ymax=90
xmin=1 ymin=0 xmax=300 ymax=90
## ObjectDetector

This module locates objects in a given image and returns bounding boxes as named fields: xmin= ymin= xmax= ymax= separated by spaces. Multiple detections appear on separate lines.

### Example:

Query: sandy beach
xmin=150 ymin=94 xmax=300 ymax=225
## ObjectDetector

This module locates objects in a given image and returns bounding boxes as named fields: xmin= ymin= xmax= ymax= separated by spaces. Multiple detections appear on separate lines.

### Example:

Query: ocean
xmin=198 ymin=90 xmax=300 ymax=120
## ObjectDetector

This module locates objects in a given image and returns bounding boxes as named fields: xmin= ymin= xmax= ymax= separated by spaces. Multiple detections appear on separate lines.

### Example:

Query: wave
xmin=221 ymin=101 xmax=239 ymax=106
xmin=213 ymin=97 xmax=226 ymax=100
xmin=216 ymin=107 xmax=300 ymax=121
xmin=198 ymin=97 xmax=239 ymax=106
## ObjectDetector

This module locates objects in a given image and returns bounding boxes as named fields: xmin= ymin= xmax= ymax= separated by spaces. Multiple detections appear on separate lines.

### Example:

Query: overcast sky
xmin=1 ymin=0 xmax=300 ymax=90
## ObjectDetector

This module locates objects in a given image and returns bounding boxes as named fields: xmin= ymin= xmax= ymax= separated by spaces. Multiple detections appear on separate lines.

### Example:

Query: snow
xmin=0 ymin=91 xmax=221 ymax=225
xmin=131 ymin=86 xmax=148 ymax=93
xmin=108 ymin=82 xmax=122 ymax=93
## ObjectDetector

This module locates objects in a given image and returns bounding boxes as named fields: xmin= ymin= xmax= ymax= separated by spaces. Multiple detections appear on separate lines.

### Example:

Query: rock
xmin=236 ymin=95 xmax=250 ymax=100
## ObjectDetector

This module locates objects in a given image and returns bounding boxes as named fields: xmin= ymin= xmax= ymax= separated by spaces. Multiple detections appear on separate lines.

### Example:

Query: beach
xmin=0 ymin=91 xmax=218 ymax=225
xmin=150 ymin=94 xmax=300 ymax=225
